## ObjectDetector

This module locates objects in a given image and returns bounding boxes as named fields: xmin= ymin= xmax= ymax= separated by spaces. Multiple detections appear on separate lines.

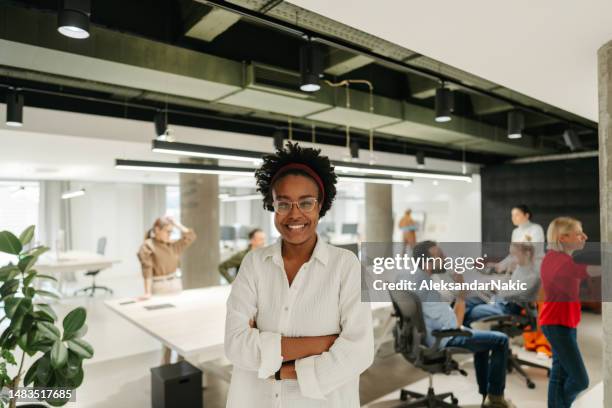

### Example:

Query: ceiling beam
xmin=185 ymin=8 xmax=241 ymax=42
xmin=324 ymin=49 xmax=373 ymax=76
xmin=471 ymin=94 xmax=513 ymax=115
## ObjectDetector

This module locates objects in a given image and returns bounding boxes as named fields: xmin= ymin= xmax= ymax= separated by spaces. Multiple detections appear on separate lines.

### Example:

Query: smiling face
xmin=154 ymin=224 xmax=174 ymax=243
xmin=272 ymin=174 xmax=322 ymax=246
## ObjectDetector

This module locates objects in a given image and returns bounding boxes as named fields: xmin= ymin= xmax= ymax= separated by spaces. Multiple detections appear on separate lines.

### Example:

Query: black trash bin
xmin=151 ymin=361 xmax=203 ymax=408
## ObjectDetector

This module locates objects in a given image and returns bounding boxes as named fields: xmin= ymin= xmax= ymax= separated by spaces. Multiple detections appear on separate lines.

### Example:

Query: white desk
xmin=106 ymin=286 xmax=393 ymax=380
xmin=38 ymin=251 xmax=120 ymax=296
xmin=37 ymin=251 xmax=120 ymax=274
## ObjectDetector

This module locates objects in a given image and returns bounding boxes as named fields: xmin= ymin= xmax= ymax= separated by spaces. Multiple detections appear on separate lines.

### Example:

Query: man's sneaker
xmin=482 ymin=394 xmax=516 ymax=408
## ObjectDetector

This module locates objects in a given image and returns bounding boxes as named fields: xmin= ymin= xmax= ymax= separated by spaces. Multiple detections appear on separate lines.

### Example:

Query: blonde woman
xmin=539 ymin=217 xmax=601 ymax=408
xmin=137 ymin=216 xmax=196 ymax=298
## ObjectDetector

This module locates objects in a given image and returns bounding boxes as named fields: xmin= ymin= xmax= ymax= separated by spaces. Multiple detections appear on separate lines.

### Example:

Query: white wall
xmin=392 ymin=175 xmax=481 ymax=242
xmin=70 ymin=182 xmax=144 ymax=280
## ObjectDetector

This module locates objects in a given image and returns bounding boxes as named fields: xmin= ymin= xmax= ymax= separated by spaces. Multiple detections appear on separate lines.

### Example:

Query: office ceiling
xmin=0 ymin=0 xmax=599 ymax=165
xmin=290 ymin=0 xmax=612 ymax=122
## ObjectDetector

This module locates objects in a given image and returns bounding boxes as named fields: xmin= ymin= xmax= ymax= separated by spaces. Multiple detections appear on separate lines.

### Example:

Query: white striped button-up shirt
xmin=224 ymin=236 xmax=374 ymax=408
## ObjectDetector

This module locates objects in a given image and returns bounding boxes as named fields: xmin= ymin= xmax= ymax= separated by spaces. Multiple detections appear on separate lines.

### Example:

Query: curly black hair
xmin=255 ymin=142 xmax=337 ymax=217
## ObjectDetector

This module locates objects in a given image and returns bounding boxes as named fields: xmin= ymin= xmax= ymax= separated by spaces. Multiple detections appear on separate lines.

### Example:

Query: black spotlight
xmin=154 ymin=111 xmax=168 ymax=138
xmin=350 ymin=141 xmax=360 ymax=159
xmin=416 ymin=151 xmax=425 ymax=168
xmin=299 ymin=43 xmax=323 ymax=92
xmin=435 ymin=86 xmax=453 ymax=123
xmin=507 ymin=111 xmax=524 ymax=139
xmin=563 ymin=129 xmax=583 ymax=151
xmin=273 ymin=130 xmax=284 ymax=150
xmin=58 ymin=0 xmax=91 ymax=39
xmin=6 ymin=90 xmax=24 ymax=127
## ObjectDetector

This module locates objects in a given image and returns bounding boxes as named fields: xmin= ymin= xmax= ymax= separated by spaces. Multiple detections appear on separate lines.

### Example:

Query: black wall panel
xmin=481 ymin=157 xmax=599 ymax=243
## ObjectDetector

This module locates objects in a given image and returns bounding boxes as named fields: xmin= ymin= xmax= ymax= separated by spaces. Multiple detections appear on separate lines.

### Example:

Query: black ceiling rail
xmin=202 ymin=0 xmax=596 ymax=131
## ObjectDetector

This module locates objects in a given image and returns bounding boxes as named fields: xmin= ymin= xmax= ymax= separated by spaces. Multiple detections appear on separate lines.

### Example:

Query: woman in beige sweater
xmin=137 ymin=216 xmax=196 ymax=298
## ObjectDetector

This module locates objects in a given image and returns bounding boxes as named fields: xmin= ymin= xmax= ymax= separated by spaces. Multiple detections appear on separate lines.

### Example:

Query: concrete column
xmin=180 ymin=158 xmax=220 ymax=288
xmin=365 ymin=183 xmax=393 ymax=242
xmin=598 ymin=39 xmax=612 ymax=406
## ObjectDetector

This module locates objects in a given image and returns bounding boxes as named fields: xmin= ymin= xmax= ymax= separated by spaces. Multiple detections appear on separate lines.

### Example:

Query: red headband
xmin=270 ymin=163 xmax=325 ymax=203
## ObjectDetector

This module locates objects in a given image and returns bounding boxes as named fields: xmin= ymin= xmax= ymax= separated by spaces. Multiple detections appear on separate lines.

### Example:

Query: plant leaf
xmin=18 ymin=255 xmax=36 ymax=273
xmin=0 ymin=231 xmax=22 ymax=255
xmin=36 ymin=304 xmax=58 ymax=322
xmin=26 ymin=245 xmax=49 ymax=258
xmin=0 ymin=279 xmax=19 ymax=297
xmin=1 ymin=349 xmax=16 ymax=366
xmin=50 ymin=340 xmax=68 ymax=368
xmin=23 ymin=357 xmax=41 ymax=386
xmin=4 ymin=297 xmax=21 ymax=318
xmin=62 ymin=307 xmax=86 ymax=338
xmin=64 ymin=323 xmax=88 ymax=341
xmin=22 ymin=271 xmax=37 ymax=288
xmin=66 ymin=338 xmax=94 ymax=359
xmin=36 ymin=289 xmax=60 ymax=300
xmin=36 ymin=321 xmax=60 ymax=340
xmin=19 ymin=225 xmax=35 ymax=246
xmin=0 ymin=265 xmax=19 ymax=281
xmin=36 ymin=354 xmax=52 ymax=383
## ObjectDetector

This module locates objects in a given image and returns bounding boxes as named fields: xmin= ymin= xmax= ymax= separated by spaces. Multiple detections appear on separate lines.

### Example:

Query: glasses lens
xmin=275 ymin=201 xmax=291 ymax=214
xmin=298 ymin=198 xmax=316 ymax=212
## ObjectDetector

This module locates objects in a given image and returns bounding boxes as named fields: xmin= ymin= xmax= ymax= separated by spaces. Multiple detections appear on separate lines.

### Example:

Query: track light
xmin=115 ymin=159 xmax=256 ymax=176
xmin=350 ymin=141 xmax=360 ymax=159
xmin=416 ymin=151 xmax=425 ymax=169
xmin=507 ymin=111 xmax=524 ymax=139
xmin=299 ymin=43 xmax=323 ymax=92
xmin=57 ymin=0 xmax=91 ymax=39
xmin=152 ymin=140 xmax=262 ymax=165
xmin=435 ymin=85 xmax=453 ymax=123
xmin=273 ymin=129 xmax=284 ymax=150
xmin=154 ymin=111 xmax=168 ymax=140
xmin=6 ymin=90 xmax=24 ymax=127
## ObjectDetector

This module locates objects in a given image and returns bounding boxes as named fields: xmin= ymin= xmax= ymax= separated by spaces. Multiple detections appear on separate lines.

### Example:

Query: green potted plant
xmin=0 ymin=226 xmax=94 ymax=408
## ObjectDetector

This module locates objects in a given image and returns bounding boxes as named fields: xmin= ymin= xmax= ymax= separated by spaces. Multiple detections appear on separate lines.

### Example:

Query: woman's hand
xmin=136 ymin=293 xmax=152 ymax=301
xmin=249 ymin=319 xmax=257 ymax=329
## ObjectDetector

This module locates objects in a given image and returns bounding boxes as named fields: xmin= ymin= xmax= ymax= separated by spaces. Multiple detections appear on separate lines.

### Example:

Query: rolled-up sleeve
xmin=224 ymin=252 xmax=283 ymax=379
xmin=137 ymin=243 xmax=154 ymax=279
xmin=295 ymin=255 xmax=374 ymax=399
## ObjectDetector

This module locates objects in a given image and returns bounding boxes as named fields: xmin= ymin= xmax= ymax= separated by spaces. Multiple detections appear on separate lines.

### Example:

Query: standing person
xmin=218 ymin=228 xmax=266 ymax=283
xmin=540 ymin=217 xmax=601 ymax=408
xmin=398 ymin=209 xmax=418 ymax=250
xmin=224 ymin=142 xmax=374 ymax=408
xmin=137 ymin=216 xmax=197 ymax=364
xmin=495 ymin=205 xmax=545 ymax=273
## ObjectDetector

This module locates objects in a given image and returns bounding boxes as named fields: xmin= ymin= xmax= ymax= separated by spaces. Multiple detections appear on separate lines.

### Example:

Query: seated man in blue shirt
xmin=411 ymin=240 xmax=514 ymax=408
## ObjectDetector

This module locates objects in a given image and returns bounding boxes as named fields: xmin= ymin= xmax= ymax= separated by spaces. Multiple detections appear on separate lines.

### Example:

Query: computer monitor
xmin=220 ymin=226 xmax=236 ymax=241
xmin=341 ymin=223 xmax=358 ymax=235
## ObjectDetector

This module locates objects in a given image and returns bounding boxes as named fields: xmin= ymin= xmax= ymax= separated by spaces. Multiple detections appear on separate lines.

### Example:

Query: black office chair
xmin=74 ymin=237 xmax=113 ymax=297
xmin=390 ymin=289 xmax=472 ymax=407
xmin=475 ymin=301 xmax=550 ymax=389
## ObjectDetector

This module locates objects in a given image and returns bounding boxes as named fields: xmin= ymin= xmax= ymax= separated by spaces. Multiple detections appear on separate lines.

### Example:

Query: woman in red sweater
xmin=539 ymin=217 xmax=601 ymax=408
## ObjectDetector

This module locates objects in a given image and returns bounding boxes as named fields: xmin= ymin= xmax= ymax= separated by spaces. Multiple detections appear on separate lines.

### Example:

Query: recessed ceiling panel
xmin=307 ymin=107 xmax=400 ymax=129
xmin=377 ymin=121 xmax=467 ymax=144
xmin=218 ymin=89 xmax=330 ymax=117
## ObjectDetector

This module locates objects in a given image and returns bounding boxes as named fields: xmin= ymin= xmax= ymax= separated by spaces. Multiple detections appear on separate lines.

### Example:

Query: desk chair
xmin=476 ymin=302 xmax=550 ymax=389
xmin=74 ymin=237 xmax=113 ymax=297
xmin=390 ymin=289 xmax=471 ymax=407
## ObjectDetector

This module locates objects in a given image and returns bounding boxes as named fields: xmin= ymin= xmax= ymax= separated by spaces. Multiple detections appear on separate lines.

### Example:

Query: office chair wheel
xmin=451 ymin=396 xmax=458 ymax=404
xmin=527 ymin=380 xmax=535 ymax=389
xmin=400 ymin=389 xmax=409 ymax=401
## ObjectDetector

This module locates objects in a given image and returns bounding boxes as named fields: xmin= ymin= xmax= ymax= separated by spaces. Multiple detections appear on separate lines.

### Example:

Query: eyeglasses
xmin=272 ymin=197 xmax=318 ymax=215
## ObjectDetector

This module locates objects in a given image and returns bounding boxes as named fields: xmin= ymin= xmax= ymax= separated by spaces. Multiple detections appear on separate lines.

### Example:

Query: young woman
xmin=224 ymin=143 xmax=374 ymax=408
xmin=137 ymin=216 xmax=196 ymax=298
xmin=495 ymin=205 xmax=545 ymax=273
xmin=540 ymin=217 xmax=601 ymax=408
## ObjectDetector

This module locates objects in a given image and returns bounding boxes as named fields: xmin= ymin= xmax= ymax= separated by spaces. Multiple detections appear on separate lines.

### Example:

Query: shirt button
xmin=275 ymin=393 xmax=279 ymax=398
xmin=284 ymin=306 xmax=289 ymax=311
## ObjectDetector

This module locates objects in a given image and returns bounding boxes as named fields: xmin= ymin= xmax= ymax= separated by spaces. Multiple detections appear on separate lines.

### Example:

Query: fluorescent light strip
xmin=333 ymin=163 xmax=472 ymax=182
xmin=152 ymin=140 xmax=263 ymax=165
xmin=115 ymin=159 xmax=255 ymax=177
xmin=151 ymin=141 xmax=472 ymax=182
xmin=338 ymin=176 xmax=413 ymax=186
xmin=62 ymin=189 xmax=86 ymax=199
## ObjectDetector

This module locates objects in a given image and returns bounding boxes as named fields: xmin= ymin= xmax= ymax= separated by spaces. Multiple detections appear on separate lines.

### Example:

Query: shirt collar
xmin=262 ymin=233 xmax=329 ymax=266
